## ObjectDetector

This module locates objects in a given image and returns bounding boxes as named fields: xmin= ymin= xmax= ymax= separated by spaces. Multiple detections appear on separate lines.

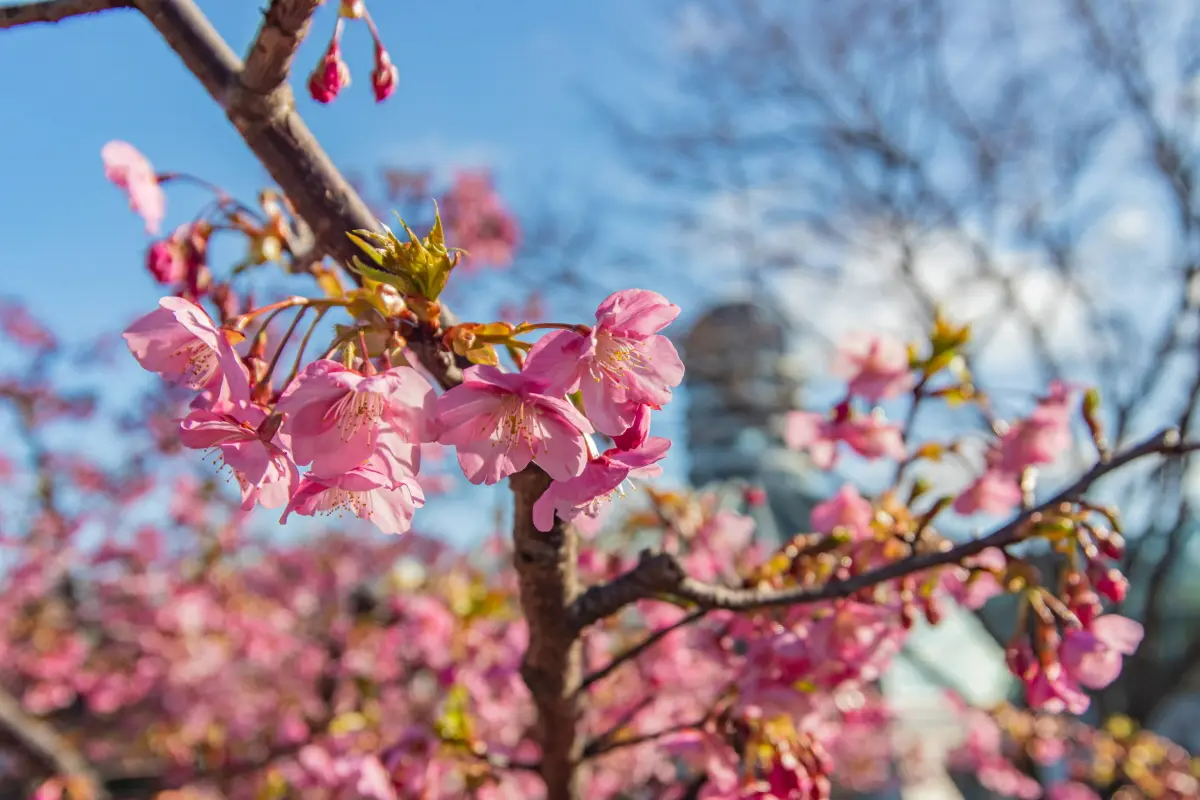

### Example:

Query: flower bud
xmin=309 ymin=40 xmax=350 ymax=104
xmin=146 ymin=238 xmax=185 ymax=284
xmin=372 ymin=46 xmax=399 ymax=103
xmin=1091 ymin=565 xmax=1129 ymax=604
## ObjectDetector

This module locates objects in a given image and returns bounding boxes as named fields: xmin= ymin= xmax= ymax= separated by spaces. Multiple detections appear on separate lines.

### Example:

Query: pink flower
xmin=122 ymin=297 xmax=249 ymax=402
xmin=102 ymin=140 xmax=165 ymax=234
xmin=953 ymin=468 xmax=1022 ymax=516
xmin=532 ymin=437 xmax=670 ymax=532
xmin=832 ymin=332 xmax=913 ymax=402
xmin=281 ymin=466 xmax=424 ymax=535
xmin=785 ymin=409 xmax=905 ymax=468
xmin=147 ymin=235 xmax=186 ymax=284
xmin=993 ymin=381 xmax=1076 ymax=474
xmin=611 ymin=403 xmax=651 ymax=451
xmin=437 ymin=365 xmax=594 ymax=485
xmin=179 ymin=404 xmax=297 ymax=510
xmin=440 ymin=170 xmax=521 ymax=269
xmin=523 ymin=289 xmax=685 ymax=436
xmin=277 ymin=360 xmax=436 ymax=477
xmin=809 ymin=484 xmax=873 ymax=540
xmin=371 ymin=45 xmax=399 ymax=102
xmin=663 ymin=729 xmax=741 ymax=795
xmin=1059 ymin=614 xmax=1143 ymax=689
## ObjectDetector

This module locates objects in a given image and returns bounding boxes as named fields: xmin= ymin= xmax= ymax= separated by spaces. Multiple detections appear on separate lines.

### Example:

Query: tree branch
xmin=570 ymin=429 xmax=1199 ymax=630
xmin=241 ymin=0 xmax=320 ymax=96
xmin=0 ymin=0 xmax=130 ymax=29
xmin=509 ymin=466 xmax=583 ymax=800
xmin=576 ymin=609 xmax=707 ymax=694
xmin=0 ymin=686 xmax=112 ymax=800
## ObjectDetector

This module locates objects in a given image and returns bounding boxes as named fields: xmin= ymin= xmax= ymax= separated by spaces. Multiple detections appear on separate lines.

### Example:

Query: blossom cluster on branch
xmin=63 ymin=136 xmax=1199 ymax=799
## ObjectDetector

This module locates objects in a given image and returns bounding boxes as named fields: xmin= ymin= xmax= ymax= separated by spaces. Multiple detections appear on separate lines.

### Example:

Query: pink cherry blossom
xmin=953 ymin=467 xmax=1022 ymax=516
xmin=663 ymin=729 xmax=741 ymax=796
xmin=993 ymin=380 xmax=1076 ymax=474
xmin=524 ymin=289 xmax=685 ymax=436
xmin=122 ymin=296 xmax=249 ymax=402
xmin=440 ymin=170 xmax=522 ymax=269
xmin=532 ymin=437 xmax=670 ymax=532
xmin=277 ymin=359 xmax=436 ymax=476
xmin=102 ymin=140 xmax=166 ymax=234
xmin=611 ymin=403 xmax=652 ymax=450
xmin=785 ymin=409 xmax=905 ymax=468
xmin=1059 ymin=614 xmax=1143 ymax=689
xmin=437 ymin=365 xmax=594 ymax=484
xmin=832 ymin=332 xmax=913 ymax=402
xmin=281 ymin=466 xmax=425 ymax=535
xmin=809 ymin=484 xmax=873 ymax=540
xmin=179 ymin=404 xmax=297 ymax=510
xmin=1021 ymin=657 xmax=1090 ymax=715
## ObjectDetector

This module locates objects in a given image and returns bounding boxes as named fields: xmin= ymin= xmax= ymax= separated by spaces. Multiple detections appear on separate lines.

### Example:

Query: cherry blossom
xmin=277 ymin=359 xmax=437 ymax=476
xmin=832 ymin=332 xmax=913 ymax=402
xmin=122 ymin=296 xmax=248 ymax=402
xmin=532 ymin=436 xmax=670 ymax=532
xmin=524 ymin=289 xmax=685 ymax=436
xmin=179 ymin=403 xmax=297 ymax=509
xmin=436 ymin=365 xmax=594 ymax=484
xmin=281 ymin=466 xmax=425 ymax=534
xmin=101 ymin=140 xmax=165 ymax=234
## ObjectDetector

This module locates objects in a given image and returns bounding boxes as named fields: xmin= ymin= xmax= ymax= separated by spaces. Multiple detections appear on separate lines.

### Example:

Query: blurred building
xmin=680 ymin=299 xmax=824 ymax=541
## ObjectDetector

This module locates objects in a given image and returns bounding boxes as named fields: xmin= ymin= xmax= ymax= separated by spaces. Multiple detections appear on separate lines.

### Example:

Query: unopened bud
xmin=1091 ymin=565 xmax=1129 ymax=604
xmin=372 ymin=46 xmax=399 ymax=103
xmin=309 ymin=40 xmax=350 ymax=104
xmin=1097 ymin=531 xmax=1125 ymax=560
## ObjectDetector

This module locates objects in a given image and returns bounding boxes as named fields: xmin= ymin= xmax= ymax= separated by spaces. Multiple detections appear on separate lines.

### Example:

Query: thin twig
xmin=577 ymin=609 xmax=707 ymax=694
xmin=570 ymin=430 xmax=1200 ymax=629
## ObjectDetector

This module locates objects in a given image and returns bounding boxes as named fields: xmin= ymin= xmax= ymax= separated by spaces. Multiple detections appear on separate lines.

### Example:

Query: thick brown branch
xmin=509 ymin=467 xmax=582 ymax=800
xmin=0 ymin=686 xmax=112 ymax=800
xmin=241 ymin=0 xmax=321 ymax=96
xmin=0 ymin=0 xmax=129 ymax=29
xmin=571 ymin=429 xmax=1198 ymax=630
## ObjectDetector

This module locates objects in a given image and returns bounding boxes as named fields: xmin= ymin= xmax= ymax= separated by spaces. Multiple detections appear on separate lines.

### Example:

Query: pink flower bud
xmin=309 ymin=41 xmax=350 ymax=104
xmin=146 ymin=239 xmax=185 ymax=284
xmin=372 ymin=46 xmax=399 ymax=103
xmin=1091 ymin=565 xmax=1129 ymax=604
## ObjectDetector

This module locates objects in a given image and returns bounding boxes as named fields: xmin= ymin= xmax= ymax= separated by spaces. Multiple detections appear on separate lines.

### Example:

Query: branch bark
xmin=0 ymin=0 xmax=130 ymax=29
xmin=509 ymin=466 xmax=582 ymax=800
xmin=571 ymin=429 xmax=1199 ymax=631
xmin=0 ymin=686 xmax=111 ymax=800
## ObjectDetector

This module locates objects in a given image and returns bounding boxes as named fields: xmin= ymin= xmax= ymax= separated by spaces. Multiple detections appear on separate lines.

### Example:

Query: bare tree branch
xmin=0 ymin=686 xmax=111 ymax=800
xmin=241 ymin=0 xmax=320 ymax=96
xmin=0 ymin=0 xmax=130 ymax=29
xmin=571 ymin=430 xmax=1199 ymax=630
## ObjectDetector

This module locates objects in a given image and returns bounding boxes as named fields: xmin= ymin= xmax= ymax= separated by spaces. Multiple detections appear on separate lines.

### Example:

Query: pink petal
xmin=523 ymin=329 xmax=588 ymax=395
xmin=595 ymin=289 xmax=680 ymax=337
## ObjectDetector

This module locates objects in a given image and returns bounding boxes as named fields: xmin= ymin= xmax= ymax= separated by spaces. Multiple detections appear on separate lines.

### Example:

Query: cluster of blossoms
xmin=948 ymin=699 xmax=1200 ymax=799
xmin=73 ymin=142 xmax=1191 ymax=799
xmin=121 ymin=283 xmax=683 ymax=538
xmin=308 ymin=0 xmax=399 ymax=103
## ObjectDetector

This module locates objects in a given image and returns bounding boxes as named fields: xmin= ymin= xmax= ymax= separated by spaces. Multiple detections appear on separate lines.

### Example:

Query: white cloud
xmin=671 ymin=4 xmax=730 ymax=54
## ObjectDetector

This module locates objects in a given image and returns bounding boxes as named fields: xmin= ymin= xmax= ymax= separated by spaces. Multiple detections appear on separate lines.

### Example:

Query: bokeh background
xmin=4 ymin=1 xmax=1200 ymax=798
